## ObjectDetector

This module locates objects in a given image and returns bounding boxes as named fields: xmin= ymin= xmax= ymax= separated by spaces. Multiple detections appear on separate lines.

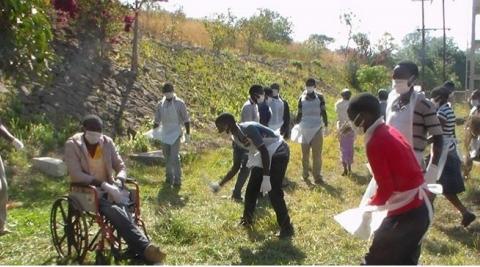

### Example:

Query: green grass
xmin=1 ymin=121 xmax=480 ymax=265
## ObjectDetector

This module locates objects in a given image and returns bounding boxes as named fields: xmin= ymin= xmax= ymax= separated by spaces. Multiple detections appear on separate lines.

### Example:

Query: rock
xmin=32 ymin=157 xmax=67 ymax=177
xmin=129 ymin=150 xmax=165 ymax=165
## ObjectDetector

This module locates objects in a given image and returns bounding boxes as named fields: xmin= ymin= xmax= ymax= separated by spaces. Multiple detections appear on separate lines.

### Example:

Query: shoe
xmin=209 ymin=182 xmax=220 ymax=193
xmin=0 ymin=228 xmax=12 ymax=236
xmin=276 ymin=225 xmax=294 ymax=239
xmin=231 ymin=195 xmax=243 ymax=202
xmin=341 ymin=170 xmax=348 ymax=176
xmin=314 ymin=178 xmax=325 ymax=185
xmin=461 ymin=212 xmax=476 ymax=227
xmin=238 ymin=218 xmax=253 ymax=228
xmin=143 ymin=244 xmax=166 ymax=264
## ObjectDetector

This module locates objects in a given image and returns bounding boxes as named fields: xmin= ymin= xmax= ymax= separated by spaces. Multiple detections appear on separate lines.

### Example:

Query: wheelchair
xmin=49 ymin=178 xmax=149 ymax=264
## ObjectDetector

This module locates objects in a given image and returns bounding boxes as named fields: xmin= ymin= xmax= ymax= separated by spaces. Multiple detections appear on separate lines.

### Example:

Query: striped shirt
xmin=437 ymin=103 xmax=456 ymax=150
xmin=412 ymin=94 xmax=443 ymax=152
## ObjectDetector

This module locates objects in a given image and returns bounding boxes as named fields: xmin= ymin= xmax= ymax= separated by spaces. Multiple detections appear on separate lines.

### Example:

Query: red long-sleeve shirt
xmin=366 ymin=123 xmax=425 ymax=217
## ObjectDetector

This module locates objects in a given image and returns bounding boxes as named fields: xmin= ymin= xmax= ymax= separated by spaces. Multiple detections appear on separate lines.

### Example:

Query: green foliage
xmin=395 ymin=31 xmax=466 ymax=90
xmin=356 ymin=65 xmax=391 ymax=93
xmin=0 ymin=0 xmax=54 ymax=81
xmin=254 ymin=8 xmax=293 ymax=44
xmin=255 ymin=40 xmax=288 ymax=57
xmin=305 ymin=34 xmax=334 ymax=51
xmin=203 ymin=10 xmax=237 ymax=53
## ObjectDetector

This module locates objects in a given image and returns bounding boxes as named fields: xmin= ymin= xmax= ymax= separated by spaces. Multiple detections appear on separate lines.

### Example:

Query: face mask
xmin=85 ymin=131 xmax=102 ymax=144
xmin=350 ymin=114 xmax=365 ymax=135
xmin=257 ymin=95 xmax=265 ymax=104
xmin=306 ymin=87 xmax=315 ymax=94
xmin=164 ymin=92 xmax=174 ymax=100
xmin=272 ymin=89 xmax=279 ymax=97
xmin=392 ymin=79 xmax=410 ymax=94
xmin=471 ymin=99 xmax=480 ymax=107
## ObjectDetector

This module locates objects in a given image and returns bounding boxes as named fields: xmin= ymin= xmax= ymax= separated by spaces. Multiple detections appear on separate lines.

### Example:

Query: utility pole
xmin=442 ymin=0 xmax=446 ymax=81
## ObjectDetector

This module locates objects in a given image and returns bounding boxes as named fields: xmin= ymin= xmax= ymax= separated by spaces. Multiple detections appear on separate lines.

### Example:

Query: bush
xmin=356 ymin=65 xmax=391 ymax=93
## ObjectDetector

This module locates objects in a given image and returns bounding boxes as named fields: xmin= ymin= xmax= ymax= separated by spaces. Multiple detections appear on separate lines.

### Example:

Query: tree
xmin=339 ymin=11 xmax=357 ymax=53
xmin=372 ymin=32 xmax=396 ymax=67
xmin=130 ymin=0 xmax=168 ymax=76
xmin=352 ymin=32 xmax=372 ymax=60
xmin=0 ymin=0 xmax=54 ymax=81
xmin=255 ymin=9 xmax=293 ymax=44
xmin=356 ymin=65 xmax=391 ymax=93
xmin=305 ymin=34 xmax=334 ymax=51
xmin=395 ymin=31 xmax=466 ymax=90
xmin=203 ymin=10 xmax=237 ymax=53
xmin=238 ymin=17 xmax=261 ymax=55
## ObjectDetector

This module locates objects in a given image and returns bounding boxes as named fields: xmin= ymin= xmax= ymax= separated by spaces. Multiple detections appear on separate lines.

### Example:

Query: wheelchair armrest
xmin=70 ymin=182 xmax=96 ymax=190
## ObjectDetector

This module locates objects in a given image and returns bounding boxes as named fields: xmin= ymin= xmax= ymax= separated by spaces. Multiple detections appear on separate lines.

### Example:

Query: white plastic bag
xmin=144 ymin=127 xmax=162 ymax=140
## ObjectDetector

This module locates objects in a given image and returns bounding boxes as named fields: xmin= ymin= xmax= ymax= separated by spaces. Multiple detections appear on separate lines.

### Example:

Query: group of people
xmin=1 ymin=59 xmax=480 ymax=265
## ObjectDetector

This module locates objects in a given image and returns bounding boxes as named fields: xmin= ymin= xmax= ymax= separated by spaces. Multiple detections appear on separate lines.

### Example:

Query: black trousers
xmin=363 ymin=203 xmax=430 ymax=265
xmin=242 ymin=142 xmax=292 ymax=230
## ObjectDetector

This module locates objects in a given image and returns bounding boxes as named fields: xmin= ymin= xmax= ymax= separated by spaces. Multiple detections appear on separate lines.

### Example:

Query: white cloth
xmin=158 ymin=99 xmax=182 ymax=145
xmin=246 ymin=138 xmax=284 ymax=170
xmin=386 ymin=90 xmax=417 ymax=146
xmin=267 ymin=98 xmax=284 ymax=133
xmin=291 ymin=94 xmax=323 ymax=144
xmin=335 ymin=99 xmax=350 ymax=129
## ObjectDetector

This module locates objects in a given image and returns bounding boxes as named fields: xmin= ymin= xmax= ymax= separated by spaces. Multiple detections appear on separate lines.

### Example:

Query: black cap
xmin=162 ymin=83 xmax=174 ymax=93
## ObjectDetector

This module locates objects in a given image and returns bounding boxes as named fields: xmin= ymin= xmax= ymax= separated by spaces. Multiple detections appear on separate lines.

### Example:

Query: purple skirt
xmin=340 ymin=131 xmax=355 ymax=165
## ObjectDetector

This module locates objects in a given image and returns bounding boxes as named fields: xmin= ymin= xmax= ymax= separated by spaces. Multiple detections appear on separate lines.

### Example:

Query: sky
xmin=158 ymin=0 xmax=473 ymax=51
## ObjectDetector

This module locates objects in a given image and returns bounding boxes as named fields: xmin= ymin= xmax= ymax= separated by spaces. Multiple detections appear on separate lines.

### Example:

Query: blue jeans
xmin=162 ymin=137 xmax=182 ymax=185
xmin=99 ymin=197 xmax=149 ymax=255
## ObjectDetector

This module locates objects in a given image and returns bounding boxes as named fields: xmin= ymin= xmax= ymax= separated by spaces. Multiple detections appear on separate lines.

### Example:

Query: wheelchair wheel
xmin=50 ymin=196 xmax=89 ymax=264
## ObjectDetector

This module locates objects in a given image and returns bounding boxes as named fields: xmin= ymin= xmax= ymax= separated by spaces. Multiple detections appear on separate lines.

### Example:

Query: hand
xmin=185 ymin=134 xmax=191 ymax=144
xmin=260 ymin=175 xmax=272 ymax=196
xmin=101 ymin=182 xmax=129 ymax=204
xmin=12 ymin=138 xmax=24 ymax=150
xmin=424 ymin=164 xmax=439 ymax=184
xmin=209 ymin=181 xmax=220 ymax=193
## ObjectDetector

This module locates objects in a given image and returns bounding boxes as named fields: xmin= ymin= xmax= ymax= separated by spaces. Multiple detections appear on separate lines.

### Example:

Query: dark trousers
xmin=232 ymin=142 xmax=250 ymax=198
xmin=242 ymin=142 xmax=292 ymax=230
xmin=363 ymin=203 xmax=430 ymax=265
xmin=99 ymin=197 xmax=150 ymax=255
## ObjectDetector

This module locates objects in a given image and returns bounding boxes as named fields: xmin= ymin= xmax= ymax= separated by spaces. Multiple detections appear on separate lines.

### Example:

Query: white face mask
xmin=164 ymin=92 xmax=174 ymax=100
xmin=257 ymin=95 xmax=265 ymax=104
xmin=471 ymin=99 xmax=480 ymax=107
xmin=306 ymin=86 xmax=315 ymax=94
xmin=272 ymin=89 xmax=279 ymax=97
xmin=85 ymin=131 xmax=103 ymax=144
xmin=392 ymin=79 xmax=411 ymax=95
xmin=350 ymin=114 xmax=365 ymax=135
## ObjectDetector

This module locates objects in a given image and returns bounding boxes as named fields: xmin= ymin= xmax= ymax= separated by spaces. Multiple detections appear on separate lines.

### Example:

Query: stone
xmin=129 ymin=150 xmax=165 ymax=165
xmin=32 ymin=157 xmax=67 ymax=177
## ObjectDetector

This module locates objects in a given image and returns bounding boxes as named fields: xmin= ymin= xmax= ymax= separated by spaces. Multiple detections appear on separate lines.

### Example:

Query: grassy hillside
xmin=0 ymin=103 xmax=479 ymax=265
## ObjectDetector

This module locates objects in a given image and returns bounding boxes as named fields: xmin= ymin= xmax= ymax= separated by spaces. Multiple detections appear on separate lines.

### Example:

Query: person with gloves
xmin=386 ymin=61 xmax=444 ymax=184
xmin=430 ymin=86 xmax=476 ymax=227
xmin=153 ymin=83 xmax=191 ymax=188
xmin=215 ymin=113 xmax=294 ymax=239
xmin=291 ymin=78 xmax=328 ymax=184
xmin=64 ymin=115 xmax=166 ymax=264
xmin=346 ymin=93 xmax=432 ymax=265
xmin=209 ymin=85 xmax=265 ymax=201
xmin=0 ymin=121 xmax=24 ymax=235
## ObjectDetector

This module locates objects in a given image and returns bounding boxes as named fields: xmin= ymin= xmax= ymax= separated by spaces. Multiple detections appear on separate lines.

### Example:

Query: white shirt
xmin=335 ymin=99 xmax=350 ymax=129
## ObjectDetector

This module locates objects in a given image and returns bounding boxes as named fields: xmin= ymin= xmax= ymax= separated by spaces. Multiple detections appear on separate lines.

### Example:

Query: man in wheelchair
xmin=64 ymin=114 xmax=166 ymax=264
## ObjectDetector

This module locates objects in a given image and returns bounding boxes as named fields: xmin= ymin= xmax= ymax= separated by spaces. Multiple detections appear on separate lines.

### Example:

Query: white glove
xmin=209 ymin=181 xmax=220 ymax=193
xmin=12 ymin=138 xmax=24 ymax=150
xmin=424 ymin=164 xmax=439 ymax=184
xmin=101 ymin=182 xmax=129 ymax=204
xmin=260 ymin=175 xmax=272 ymax=196
xmin=184 ymin=134 xmax=191 ymax=144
